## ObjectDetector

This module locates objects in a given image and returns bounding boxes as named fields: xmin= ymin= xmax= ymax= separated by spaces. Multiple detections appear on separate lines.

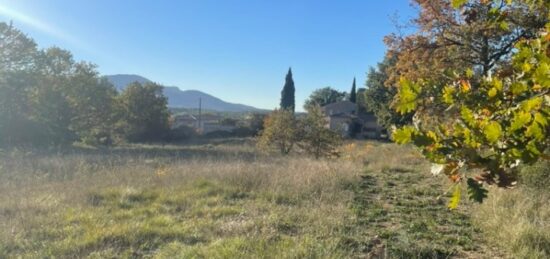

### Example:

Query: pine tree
xmin=280 ymin=68 xmax=295 ymax=112
xmin=349 ymin=77 xmax=357 ymax=103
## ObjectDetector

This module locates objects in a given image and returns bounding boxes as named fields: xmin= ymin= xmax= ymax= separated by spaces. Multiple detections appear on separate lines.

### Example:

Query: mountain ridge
xmin=105 ymin=74 xmax=265 ymax=112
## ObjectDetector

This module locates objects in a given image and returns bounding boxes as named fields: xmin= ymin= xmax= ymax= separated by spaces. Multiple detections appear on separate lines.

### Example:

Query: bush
xmin=166 ymin=125 xmax=197 ymax=142
xmin=257 ymin=109 xmax=299 ymax=155
xmin=299 ymin=105 xmax=342 ymax=159
xmin=519 ymin=160 xmax=550 ymax=191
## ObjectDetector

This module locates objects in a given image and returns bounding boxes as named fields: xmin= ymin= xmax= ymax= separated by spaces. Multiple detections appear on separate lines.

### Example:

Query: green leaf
xmin=499 ymin=21 xmax=509 ymax=31
xmin=466 ymin=68 xmax=474 ymax=78
xmin=522 ymin=97 xmax=543 ymax=111
xmin=465 ymin=68 xmax=474 ymax=78
xmin=488 ymin=87 xmax=498 ymax=98
xmin=448 ymin=184 xmax=461 ymax=210
xmin=493 ymin=78 xmax=503 ymax=91
xmin=507 ymin=148 xmax=522 ymax=159
xmin=484 ymin=122 xmax=502 ymax=143
xmin=527 ymin=141 xmax=541 ymax=155
xmin=461 ymin=107 xmax=475 ymax=127
xmin=522 ymin=62 xmax=532 ymax=72
xmin=526 ymin=122 xmax=544 ymax=141
xmin=534 ymin=63 xmax=550 ymax=86
xmin=511 ymin=82 xmax=528 ymax=95
xmin=442 ymin=86 xmax=455 ymax=104
xmin=467 ymin=178 xmax=488 ymax=203
xmin=395 ymin=78 xmax=420 ymax=114
xmin=510 ymin=111 xmax=532 ymax=131
xmin=451 ymin=0 xmax=468 ymax=8
xmin=392 ymin=126 xmax=416 ymax=144
xmin=534 ymin=112 xmax=548 ymax=127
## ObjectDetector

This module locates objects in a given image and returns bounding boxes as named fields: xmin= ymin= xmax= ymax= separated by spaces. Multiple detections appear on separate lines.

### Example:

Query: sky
xmin=0 ymin=0 xmax=417 ymax=111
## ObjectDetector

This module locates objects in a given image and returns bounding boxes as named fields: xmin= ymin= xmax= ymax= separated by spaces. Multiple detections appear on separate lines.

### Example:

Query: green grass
xmin=1 ymin=139 xmax=541 ymax=258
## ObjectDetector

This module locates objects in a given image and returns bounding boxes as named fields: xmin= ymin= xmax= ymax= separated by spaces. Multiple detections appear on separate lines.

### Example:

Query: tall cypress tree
xmin=280 ymin=67 xmax=295 ymax=112
xmin=349 ymin=77 xmax=357 ymax=103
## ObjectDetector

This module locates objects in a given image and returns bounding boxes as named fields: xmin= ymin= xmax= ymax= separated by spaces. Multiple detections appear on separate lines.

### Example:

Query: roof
xmin=174 ymin=114 xmax=197 ymax=121
xmin=322 ymin=101 xmax=356 ymax=116
xmin=322 ymin=100 xmax=355 ymax=111
xmin=174 ymin=113 xmax=223 ymax=122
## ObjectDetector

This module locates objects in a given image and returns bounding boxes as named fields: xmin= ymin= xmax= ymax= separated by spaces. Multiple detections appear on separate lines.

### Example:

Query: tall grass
xmin=473 ymin=161 xmax=550 ymax=259
xmin=0 ymin=139 xmax=362 ymax=258
xmin=0 ymin=139 xmax=544 ymax=258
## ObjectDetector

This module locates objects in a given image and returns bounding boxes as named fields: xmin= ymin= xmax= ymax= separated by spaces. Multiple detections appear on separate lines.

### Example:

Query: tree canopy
xmin=384 ymin=0 xmax=548 ymax=88
xmin=303 ymin=87 xmax=347 ymax=110
xmin=364 ymin=55 xmax=412 ymax=129
xmin=391 ymin=0 xmax=549 ymax=207
xmin=0 ymin=22 xmax=172 ymax=146
xmin=349 ymin=78 xmax=357 ymax=103
xmin=280 ymin=68 xmax=295 ymax=112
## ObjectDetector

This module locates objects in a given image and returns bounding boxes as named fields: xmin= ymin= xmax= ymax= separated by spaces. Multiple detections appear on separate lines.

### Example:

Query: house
xmin=172 ymin=113 xmax=236 ymax=134
xmin=172 ymin=114 xmax=198 ymax=129
xmin=321 ymin=101 xmax=383 ymax=138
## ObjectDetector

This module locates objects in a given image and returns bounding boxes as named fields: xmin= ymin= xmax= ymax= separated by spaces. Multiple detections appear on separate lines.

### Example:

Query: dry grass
xmin=0 ymin=139 xmax=362 ymax=258
xmin=473 ymin=188 xmax=550 ymax=259
xmin=0 ymin=138 xmax=544 ymax=258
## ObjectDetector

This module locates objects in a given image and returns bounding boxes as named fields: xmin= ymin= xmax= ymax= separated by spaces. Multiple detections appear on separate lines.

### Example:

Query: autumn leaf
xmin=460 ymin=80 xmax=471 ymax=93
xmin=484 ymin=121 xmax=502 ymax=143
xmin=393 ymin=126 xmax=416 ymax=144
xmin=448 ymin=184 xmax=461 ymax=210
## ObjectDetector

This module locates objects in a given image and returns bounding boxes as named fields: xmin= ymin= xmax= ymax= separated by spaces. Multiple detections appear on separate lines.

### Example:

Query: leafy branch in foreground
xmin=392 ymin=0 xmax=549 ymax=207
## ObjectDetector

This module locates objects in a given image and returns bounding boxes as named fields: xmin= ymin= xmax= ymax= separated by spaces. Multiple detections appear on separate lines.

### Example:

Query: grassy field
xmin=0 ymin=139 xmax=547 ymax=258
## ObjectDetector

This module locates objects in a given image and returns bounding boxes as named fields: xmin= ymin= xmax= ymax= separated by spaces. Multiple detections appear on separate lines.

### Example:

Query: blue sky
xmin=0 ymin=0 xmax=417 ymax=111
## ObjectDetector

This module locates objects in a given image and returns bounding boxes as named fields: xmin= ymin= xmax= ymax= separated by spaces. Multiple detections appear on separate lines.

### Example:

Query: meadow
xmin=0 ymin=139 xmax=547 ymax=258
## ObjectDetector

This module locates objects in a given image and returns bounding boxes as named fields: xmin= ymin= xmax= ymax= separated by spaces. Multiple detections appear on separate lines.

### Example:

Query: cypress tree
xmin=349 ymin=77 xmax=357 ymax=103
xmin=280 ymin=68 xmax=295 ymax=112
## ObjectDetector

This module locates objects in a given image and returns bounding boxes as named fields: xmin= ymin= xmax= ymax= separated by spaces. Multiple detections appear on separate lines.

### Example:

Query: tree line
xmin=0 ymin=22 xmax=171 ymax=146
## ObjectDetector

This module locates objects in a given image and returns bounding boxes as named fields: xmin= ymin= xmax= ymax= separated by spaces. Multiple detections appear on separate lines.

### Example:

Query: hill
xmin=105 ymin=74 xmax=265 ymax=112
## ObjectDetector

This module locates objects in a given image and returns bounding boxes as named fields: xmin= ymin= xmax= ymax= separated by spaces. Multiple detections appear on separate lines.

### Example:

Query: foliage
xmin=0 ymin=23 xmax=39 ymax=145
xmin=0 ymin=22 xmax=176 ymax=146
xmin=245 ymin=113 xmax=267 ymax=135
xmin=349 ymin=78 xmax=357 ymax=103
xmin=384 ymin=0 xmax=548 ymax=89
xmin=518 ymin=160 xmax=550 ymax=191
xmin=364 ymin=55 xmax=412 ymax=129
xmin=303 ymin=87 xmax=346 ymax=110
xmin=355 ymin=88 xmax=367 ymax=115
xmin=392 ymin=0 xmax=550 ymax=204
xmin=0 ymin=23 xmax=122 ymax=146
xmin=298 ymin=105 xmax=342 ymax=159
xmin=280 ymin=68 xmax=295 ymax=112
xmin=116 ymin=82 xmax=171 ymax=143
xmin=257 ymin=109 xmax=299 ymax=155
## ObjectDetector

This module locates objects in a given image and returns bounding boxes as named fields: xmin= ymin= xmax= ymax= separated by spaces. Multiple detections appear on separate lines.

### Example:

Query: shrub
xmin=299 ymin=105 xmax=342 ymax=159
xmin=257 ymin=109 xmax=299 ymax=155
xmin=519 ymin=160 xmax=550 ymax=191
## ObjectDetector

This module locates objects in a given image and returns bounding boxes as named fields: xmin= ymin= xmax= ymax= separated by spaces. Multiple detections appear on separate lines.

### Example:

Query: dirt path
xmin=343 ymin=163 xmax=504 ymax=258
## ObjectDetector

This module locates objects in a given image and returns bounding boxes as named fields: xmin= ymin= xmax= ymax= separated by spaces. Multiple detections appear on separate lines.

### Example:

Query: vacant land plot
xmin=0 ymin=139 xmax=530 ymax=258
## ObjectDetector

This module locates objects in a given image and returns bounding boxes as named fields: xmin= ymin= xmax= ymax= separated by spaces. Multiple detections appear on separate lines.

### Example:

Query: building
xmin=321 ymin=101 xmax=383 ymax=138
xmin=171 ymin=113 xmax=236 ymax=134
xmin=172 ymin=114 xmax=198 ymax=129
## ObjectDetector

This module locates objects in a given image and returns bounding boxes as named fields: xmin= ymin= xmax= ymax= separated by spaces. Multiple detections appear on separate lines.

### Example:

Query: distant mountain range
xmin=105 ymin=74 xmax=265 ymax=112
